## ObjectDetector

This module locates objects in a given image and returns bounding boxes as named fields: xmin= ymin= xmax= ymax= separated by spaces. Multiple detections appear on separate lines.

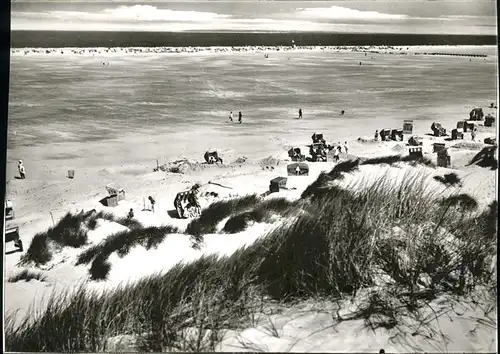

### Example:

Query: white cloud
xmin=28 ymin=5 xmax=230 ymax=24
xmin=294 ymin=6 xmax=410 ymax=21
xmin=10 ymin=4 xmax=496 ymax=35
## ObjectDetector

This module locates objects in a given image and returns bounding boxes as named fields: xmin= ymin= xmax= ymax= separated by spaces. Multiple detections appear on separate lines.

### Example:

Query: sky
xmin=10 ymin=1 xmax=498 ymax=34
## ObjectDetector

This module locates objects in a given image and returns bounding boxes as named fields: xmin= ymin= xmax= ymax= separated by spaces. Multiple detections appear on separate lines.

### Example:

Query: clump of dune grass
xmin=76 ymin=225 xmax=179 ymax=280
xmin=85 ymin=210 xmax=116 ymax=230
xmin=45 ymin=211 xmax=89 ymax=248
xmin=85 ymin=211 xmax=143 ymax=230
xmin=361 ymin=154 xmax=435 ymax=167
xmin=301 ymin=159 xmax=361 ymax=198
xmin=8 ymin=269 xmax=47 ymax=283
xmin=222 ymin=198 xmax=296 ymax=234
xmin=5 ymin=168 xmax=497 ymax=352
xmin=21 ymin=210 xmax=145 ymax=267
xmin=18 ymin=233 xmax=52 ymax=266
xmin=185 ymin=194 xmax=261 ymax=236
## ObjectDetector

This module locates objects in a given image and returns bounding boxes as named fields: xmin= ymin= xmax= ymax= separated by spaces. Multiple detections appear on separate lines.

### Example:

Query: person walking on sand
xmin=229 ymin=111 xmax=233 ymax=122
xmin=375 ymin=130 xmax=379 ymax=141
xmin=337 ymin=143 xmax=342 ymax=154
xmin=148 ymin=196 xmax=156 ymax=212
xmin=333 ymin=147 xmax=340 ymax=162
xmin=127 ymin=208 xmax=134 ymax=219
xmin=238 ymin=111 xmax=242 ymax=124
xmin=298 ymin=108 xmax=302 ymax=119
xmin=343 ymin=141 xmax=348 ymax=154
xmin=18 ymin=160 xmax=26 ymax=179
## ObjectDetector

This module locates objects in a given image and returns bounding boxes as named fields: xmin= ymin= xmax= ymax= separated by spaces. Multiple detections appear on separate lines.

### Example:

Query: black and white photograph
xmin=3 ymin=0 xmax=498 ymax=352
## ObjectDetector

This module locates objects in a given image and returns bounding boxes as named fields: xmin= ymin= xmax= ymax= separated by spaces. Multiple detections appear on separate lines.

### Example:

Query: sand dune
xmin=4 ymin=47 xmax=497 ymax=352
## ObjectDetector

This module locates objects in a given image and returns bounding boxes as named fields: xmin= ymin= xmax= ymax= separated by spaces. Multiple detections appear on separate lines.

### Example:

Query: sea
xmin=8 ymin=48 xmax=497 ymax=164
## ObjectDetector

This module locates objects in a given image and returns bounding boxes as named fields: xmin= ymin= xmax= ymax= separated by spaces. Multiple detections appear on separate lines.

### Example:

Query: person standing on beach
xmin=471 ymin=128 xmax=477 ymax=141
xmin=333 ymin=147 xmax=340 ymax=162
xmin=18 ymin=160 xmax=26 ymax=179
xmin=229 ymin=111 xmax=233 ymax=122
xmin=238 ymin=111 xmax=242 ymax=124
xmin=148 ymin=196 xmax=156 ymax=212
xmin=127 ymin=208 xmax=134 ymax=219
xmin=344 ymin=141 xmax=348 ymax=154
xmin=375 ymin=130 xmax=379 ymax=141
xmin=298 ymin=109 xmax=302 ymax=119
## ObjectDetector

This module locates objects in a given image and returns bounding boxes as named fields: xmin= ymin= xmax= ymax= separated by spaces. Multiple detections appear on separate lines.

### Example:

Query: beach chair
xmin=380 ymin=129 xmax=391 ymax=141
xmin=390 ymin=129 xmax=404 ymax=141
xmin=403 ymin=120 xmax=413 ymax=134
xmin=204 ymin=150 xmax=223 ymax=164
xmin=437 ymin=149 xmax=451 ymax=167
xmin=451 ymin=129 xmax=464 ymax=140
xmin=485 ymin=115 xmax=495 ymax=127
xmin=5 ymin=225 xmax=23 ymax=252
xmin=309 ymin=144 xmax=327 ymax=162
xmin=433 ymin=143 xmax=447 ymax=153
xmin=288 ymin=147 xmax=305 ymax=162
xmin=469 ymin=108 xmax=484 ymax=121
xmin=484 ymin=137 xmax=496 ymax=145
xmin=68 ymin=170 xmax=75 ymax=179
xmin=5 ymin=200 xmax=14 ymax=221
xmin=175 ymin=188 xmax=201 ymax=219
xmin=287 ymin=162 xmax=309 ymax=176
xmin=269 ymin=177 xmax=288 ymax=193
xmin=311 ymin=133 xmax=326 ymax=145
xmin=408 ymin=147 xmax=423 ymax=158
xmin=106 ymin=184 xmax=126 ymax=201
xmin=465 ymin=122 xmax=476 ymax=132
xmin=408 ymin=136 xmax=423 ymax=146
xmin=431 ymin=122 xmax=446 ymax=137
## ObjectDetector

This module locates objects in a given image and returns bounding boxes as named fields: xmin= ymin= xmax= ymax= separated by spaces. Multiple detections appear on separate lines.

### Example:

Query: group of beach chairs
xmin=379 ymin=128 xmax=404 ymax=142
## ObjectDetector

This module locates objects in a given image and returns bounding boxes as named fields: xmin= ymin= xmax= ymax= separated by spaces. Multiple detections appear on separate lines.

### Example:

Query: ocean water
xmin=7 ymin=50 xmax=497 ymax=168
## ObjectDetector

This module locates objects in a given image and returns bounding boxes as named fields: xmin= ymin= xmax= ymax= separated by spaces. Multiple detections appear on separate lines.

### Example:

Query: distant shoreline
xmin=10 ymin=45 xmax=495 ymax=57
xmin=10 ymin=31 xmax=496 ymax=48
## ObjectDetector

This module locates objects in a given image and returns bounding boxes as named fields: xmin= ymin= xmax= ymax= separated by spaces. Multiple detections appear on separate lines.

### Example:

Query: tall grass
xmin=8 ymin=269 xmax=48 ymax=283
xmin=20 ymin=210 xmax=144 ymax=267
xmin=76 ymin=225 xmax=180 ymax=280
xmin=185 ymin=194 xmax=261 ymax=237
xmin=5 ymin=161 xmax=496 ymax=352
xmin=222 ymin=198 xmax=296 ymax=234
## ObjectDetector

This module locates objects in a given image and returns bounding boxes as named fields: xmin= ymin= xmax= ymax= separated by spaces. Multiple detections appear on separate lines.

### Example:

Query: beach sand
xmin=4 ymin=45 xmax=498 ymax=352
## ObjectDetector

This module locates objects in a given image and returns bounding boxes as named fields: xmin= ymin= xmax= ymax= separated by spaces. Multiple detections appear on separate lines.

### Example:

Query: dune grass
xmin=86 ymin=210 xmax=143 ymax=230
xmin=76 ymin=225 xmax=180 ymax=280
xmin=222 ymin=198 xmax=296 ymax=234
xmin=20 ymin=233 xmax=52 ymax=266
xmin=8 ymin=269 xmax=48 ymax=283
xmin=19 ymin=210 xmax=144 ymax=267
xmin=5 ymin=160 xmax=496 ymax=352
xmin=185 ymin=194 xmax=261 ymax=237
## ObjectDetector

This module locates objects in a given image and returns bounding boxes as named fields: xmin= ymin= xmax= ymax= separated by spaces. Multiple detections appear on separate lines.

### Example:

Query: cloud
xmin=294 ymin=6 xmax=410 ymax=21
xmin=11 ymin=4 xmax=496 ymax=35
xmin=27 ymin=5 xmax=230 ymax=24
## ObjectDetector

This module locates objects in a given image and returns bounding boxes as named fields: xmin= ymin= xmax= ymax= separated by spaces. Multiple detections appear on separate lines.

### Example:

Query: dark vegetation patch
xmin=8 ymin=269 xmax=48 ymax=283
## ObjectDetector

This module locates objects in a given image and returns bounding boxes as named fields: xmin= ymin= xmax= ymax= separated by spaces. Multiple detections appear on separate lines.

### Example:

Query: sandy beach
xmin=4 ymin=45 xmax=498 ymax=352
